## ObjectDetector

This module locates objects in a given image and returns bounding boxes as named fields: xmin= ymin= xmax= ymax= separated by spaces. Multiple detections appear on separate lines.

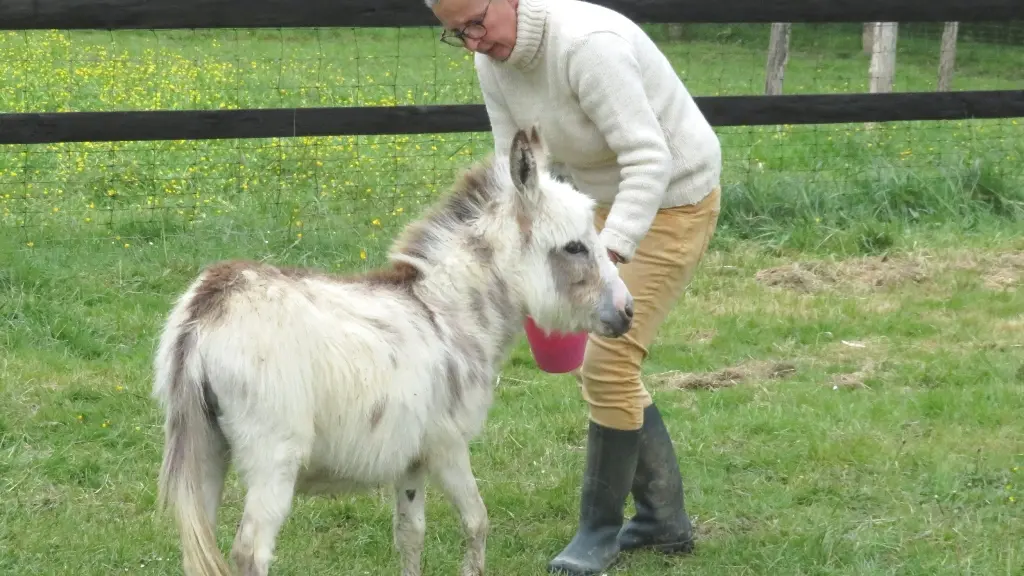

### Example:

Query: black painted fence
xmin=3 ymin=0 xmax=1022 ymax=29
xmin=4 ymin=92 xmax=1024 ymax=145
xmin=0 ymin=0 xmax=1022 ymax=144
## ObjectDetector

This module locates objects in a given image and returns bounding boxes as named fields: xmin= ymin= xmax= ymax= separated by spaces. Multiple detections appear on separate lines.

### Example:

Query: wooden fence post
xmin=937 ymin=22 xmax=959 ymax=91
xmin=866 ymin=22 xmax=898 ymax=129
xmin=869 ymin=22 xmax=899 ymax=94
xmin=765 ymin=23 xmax=792 ymax=95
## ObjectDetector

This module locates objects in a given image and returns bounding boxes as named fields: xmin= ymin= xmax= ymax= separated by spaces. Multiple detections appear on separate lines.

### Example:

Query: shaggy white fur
xmin=152 ymin=127 xmax=633 ymax=576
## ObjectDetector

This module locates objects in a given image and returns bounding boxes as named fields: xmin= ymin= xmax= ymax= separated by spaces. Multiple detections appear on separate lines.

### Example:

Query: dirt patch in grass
xmin=648 ymin=350 xmax=887 ymax=393
xmin=648 ymin=360 xmax=797 ymax=390
xmin=980 ymin=252 xmax=1024 ymax=291
xmin=753 ymin=262 xmax=835 ymax=293
xmin=992 ymin=315 xmax=1024 ymax=337
xmin=951 ymin=251 xmax=1024 ymax=292
xmin=830 ymin=362 xmax=877 ymax=390
xmin=754 ymin=254 xmax=928 ymax=293
xmin=754 ymin=250 xmax=1023 ymax=293
xmin=983 ymin=270 xmax=1018 ymax=291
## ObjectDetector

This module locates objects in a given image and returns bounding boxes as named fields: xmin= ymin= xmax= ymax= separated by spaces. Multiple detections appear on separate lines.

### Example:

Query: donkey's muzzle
xmin=600 ymin=292 xmax=634 ymax=338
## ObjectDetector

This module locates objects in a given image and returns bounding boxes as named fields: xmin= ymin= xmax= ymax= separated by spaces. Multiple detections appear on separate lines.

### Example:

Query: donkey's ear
xmin=509 ymin=127 xmax=544 ymax=240
xmin=509 ymin=127 xmax=541 ymax=195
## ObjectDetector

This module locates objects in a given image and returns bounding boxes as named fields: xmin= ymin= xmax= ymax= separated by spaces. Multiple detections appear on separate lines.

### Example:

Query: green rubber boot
xmin=617 ymin=403 xmax=695 ymax=554
xmin=547 ymin=420 xmax=640 ymax=575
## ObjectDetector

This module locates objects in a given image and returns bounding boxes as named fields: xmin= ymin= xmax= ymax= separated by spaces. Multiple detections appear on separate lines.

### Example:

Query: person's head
xmin=426 ymin=0 xmax=519 ymax=62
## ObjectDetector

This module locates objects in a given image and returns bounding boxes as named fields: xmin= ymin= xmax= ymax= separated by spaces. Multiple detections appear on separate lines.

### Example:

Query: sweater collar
xmin=504 ymin=0 xmax=549 ymax=71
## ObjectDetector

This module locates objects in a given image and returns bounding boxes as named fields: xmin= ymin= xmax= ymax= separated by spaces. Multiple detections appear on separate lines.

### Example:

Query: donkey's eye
xmin=563 ymin=241 xmax=588 ymax=255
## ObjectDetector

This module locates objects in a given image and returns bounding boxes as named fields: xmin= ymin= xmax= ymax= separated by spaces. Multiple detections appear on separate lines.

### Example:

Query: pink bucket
xmin=523 ymin=316 xmax=589 ymax=374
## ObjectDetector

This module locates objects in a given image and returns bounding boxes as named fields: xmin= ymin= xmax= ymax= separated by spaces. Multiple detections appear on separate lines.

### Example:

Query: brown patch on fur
xmin=369 ymin=398 xmax=386 ymax=430
xmin=351 ymin=261 xmax=439 ymax=328
xmin=187 ymin=260 xmax=255 ymax=325
xmin=648 ymin=361 xmax=797 ymax=390
xmin=360 ymin=261 xmax=420 ymax=287
xmin=276 ymin=264 xmax=332 ymax=282
xmin=346 ymin=261 xmax=440 ymax=328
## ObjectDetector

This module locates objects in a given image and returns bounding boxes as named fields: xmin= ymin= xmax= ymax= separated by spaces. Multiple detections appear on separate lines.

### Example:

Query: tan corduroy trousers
xmin=578 ymin=186 xmax=721 ymax=430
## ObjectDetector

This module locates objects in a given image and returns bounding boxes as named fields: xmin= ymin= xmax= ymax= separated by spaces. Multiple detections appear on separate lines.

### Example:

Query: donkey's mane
xmin=187 ymin=157 xmax=512 ymax=298
xmin=388 ymin=155 xmax=505 ymax=268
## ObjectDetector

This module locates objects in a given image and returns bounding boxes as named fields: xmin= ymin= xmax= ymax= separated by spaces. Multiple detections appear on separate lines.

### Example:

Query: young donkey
xmin=152 ymin=127 xmax=635 ymax=576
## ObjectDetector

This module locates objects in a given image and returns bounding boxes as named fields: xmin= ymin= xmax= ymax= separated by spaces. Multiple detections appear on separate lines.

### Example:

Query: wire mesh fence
xmin=1 ymin=22 xmax=1022 ymax=268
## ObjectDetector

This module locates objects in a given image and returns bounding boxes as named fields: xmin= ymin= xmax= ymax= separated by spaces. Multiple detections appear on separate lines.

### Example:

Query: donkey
xmin=152 ymin=126 xmax=634 ymax=576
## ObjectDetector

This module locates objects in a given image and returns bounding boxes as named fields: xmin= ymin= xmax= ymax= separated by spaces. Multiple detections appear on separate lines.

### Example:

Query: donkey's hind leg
xmin=428 ymin=443 xmax=489 ymax=576
xmin=393 ymin=462 xmax=428 ymax=576
xmin=230 ymin=445 xmax=304 ymax=576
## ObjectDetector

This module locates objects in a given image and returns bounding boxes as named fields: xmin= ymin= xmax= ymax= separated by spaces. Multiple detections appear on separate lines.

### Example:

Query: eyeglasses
xmin=439 ymin=0 xmax=492 ymax=47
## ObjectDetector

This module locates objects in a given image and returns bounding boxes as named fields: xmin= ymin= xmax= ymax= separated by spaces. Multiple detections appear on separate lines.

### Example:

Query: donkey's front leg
xmin=428 ymin=442 xmax=489 ymax=576
xmin=393 ymin=464 xmax=427 ymax=576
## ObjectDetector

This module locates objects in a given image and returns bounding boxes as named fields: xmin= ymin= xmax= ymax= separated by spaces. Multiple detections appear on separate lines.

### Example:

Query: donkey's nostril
xmin=624 ymin=301 xmax=634 ymax=319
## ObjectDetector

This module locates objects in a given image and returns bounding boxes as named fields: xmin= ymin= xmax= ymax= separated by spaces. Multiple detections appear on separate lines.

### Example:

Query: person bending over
xmin=427 ymin=0 xmax=723 ymax=573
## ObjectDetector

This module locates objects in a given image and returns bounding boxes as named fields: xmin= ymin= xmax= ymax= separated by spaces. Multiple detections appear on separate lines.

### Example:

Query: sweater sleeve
xmin=474 ymin=55 xmax=519 ymax=159
xmin=565 ymin=32 xmax=672 ymax=263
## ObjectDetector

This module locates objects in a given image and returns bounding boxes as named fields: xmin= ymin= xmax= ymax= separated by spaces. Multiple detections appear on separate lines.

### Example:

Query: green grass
xmin=2 ymin=23 xmax=1023 ymax=575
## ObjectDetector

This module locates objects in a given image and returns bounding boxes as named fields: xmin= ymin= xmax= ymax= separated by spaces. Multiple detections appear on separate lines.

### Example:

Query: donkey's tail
xmin=154 ymin=324 xmax=232 ymax=576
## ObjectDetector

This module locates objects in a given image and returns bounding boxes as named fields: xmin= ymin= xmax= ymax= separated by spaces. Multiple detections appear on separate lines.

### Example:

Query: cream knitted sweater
xmin=474 ymin=0 xmax=722 ymax=262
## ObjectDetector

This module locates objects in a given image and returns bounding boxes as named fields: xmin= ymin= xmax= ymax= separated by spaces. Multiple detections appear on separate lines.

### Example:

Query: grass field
xmin=2 ymin=22 xmax=1023 ymax=575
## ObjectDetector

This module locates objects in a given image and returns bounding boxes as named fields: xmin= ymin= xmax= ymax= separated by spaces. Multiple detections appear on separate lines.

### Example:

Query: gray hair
xmin=423 ymin=0 xmax=439 ymax=7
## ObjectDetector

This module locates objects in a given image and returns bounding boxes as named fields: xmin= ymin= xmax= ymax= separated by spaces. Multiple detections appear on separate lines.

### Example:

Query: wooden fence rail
xmin=3 ymin=92 xmax=1024 ymax=145
xmin=2 ymin=0 xmax=1021 ymax=29
xmin=1 ymin=0 xmax=1022 ymax=144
